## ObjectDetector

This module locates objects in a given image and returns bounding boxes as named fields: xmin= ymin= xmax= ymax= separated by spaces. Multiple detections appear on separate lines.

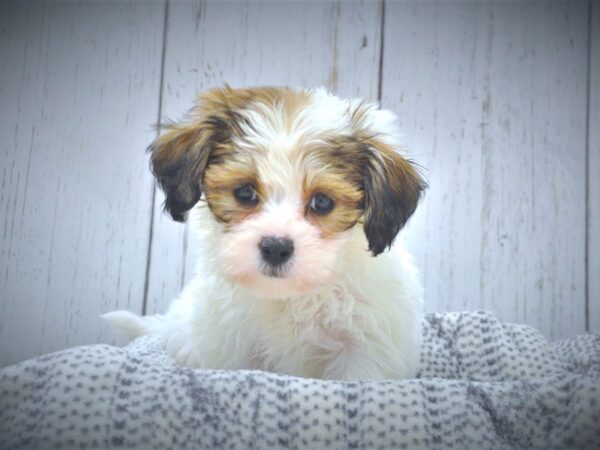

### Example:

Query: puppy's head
xmin=150 ymin=86 xmax=426 ymax=297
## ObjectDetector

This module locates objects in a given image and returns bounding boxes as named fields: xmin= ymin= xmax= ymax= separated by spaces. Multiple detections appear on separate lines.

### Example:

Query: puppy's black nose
xmin=259 ymin=236 xmax=294 ymax=266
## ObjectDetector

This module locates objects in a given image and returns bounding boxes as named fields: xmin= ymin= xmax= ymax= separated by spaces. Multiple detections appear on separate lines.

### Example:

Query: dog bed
xmin=1 ymin=311 xmax=599 ymax=449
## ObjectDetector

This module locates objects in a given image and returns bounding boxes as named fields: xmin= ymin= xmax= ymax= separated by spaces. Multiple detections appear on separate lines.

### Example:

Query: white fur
xmin=103 ymin=89 xmax=424 ymax=380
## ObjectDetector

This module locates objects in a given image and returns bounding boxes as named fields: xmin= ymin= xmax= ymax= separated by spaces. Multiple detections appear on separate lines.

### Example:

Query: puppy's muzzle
xmin=259 ymin=236 xmax=294 ymax=268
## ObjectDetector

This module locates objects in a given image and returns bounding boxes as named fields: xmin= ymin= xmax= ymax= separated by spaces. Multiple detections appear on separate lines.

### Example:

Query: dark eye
xmin=309 ymin=193 xmax=334 ymax=215
xmin=233 ymin=184 xmax=258 ymax=206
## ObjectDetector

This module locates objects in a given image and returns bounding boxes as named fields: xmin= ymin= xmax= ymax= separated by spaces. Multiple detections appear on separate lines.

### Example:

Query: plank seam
xmin=377 ymin=0 xmax=385 ymax=103
xmin=585 ymin=0 xmax=592 ymax=333
xmin=142 ymin=0 xmax=169 ymax=316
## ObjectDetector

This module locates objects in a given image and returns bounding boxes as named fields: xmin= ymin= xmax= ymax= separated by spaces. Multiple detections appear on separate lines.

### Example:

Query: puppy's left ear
xmin=148 ymin=122 xmax=214 ymax=222
xmin=363 ymin=139 xmax=427 ymax=256
xmin=148 ymin=87 xmax=234 ymax=222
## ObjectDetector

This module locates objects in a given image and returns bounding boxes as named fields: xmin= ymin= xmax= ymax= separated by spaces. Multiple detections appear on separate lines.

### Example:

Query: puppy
xmin=103 ymin=86 xmax=427 ymax=380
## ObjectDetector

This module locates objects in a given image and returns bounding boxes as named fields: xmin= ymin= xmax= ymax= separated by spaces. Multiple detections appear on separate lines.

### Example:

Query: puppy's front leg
xmin=161 ymin=314 xmax=254 ymax=370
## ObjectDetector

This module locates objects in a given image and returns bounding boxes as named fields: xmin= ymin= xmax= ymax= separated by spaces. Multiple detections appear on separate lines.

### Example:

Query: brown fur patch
xmin=300 ymin=139 xmax=367 ymax=236
xmin=202 ymin=156 xmax=264 ymax=223
xmin=303 ymin=174 xmax=363 ymax=236
xmin=201 ymin=85 xmax=311 ymax=137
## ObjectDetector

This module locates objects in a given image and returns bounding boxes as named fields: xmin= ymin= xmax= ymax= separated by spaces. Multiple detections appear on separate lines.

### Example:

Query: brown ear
xmin=362 ymin=139 xmax=427 ymax=256
xmin=149 ymin=89 xmax=234 ymax=222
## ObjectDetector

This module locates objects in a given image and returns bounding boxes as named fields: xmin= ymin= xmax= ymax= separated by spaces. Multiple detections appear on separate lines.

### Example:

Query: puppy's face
xmin=150 ymin=86 xmax=426 ymax=298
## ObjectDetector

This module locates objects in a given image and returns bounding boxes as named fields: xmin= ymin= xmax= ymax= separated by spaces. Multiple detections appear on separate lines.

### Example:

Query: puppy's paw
xmin=163 ymin=327 xmax=206 ymax=368
xmin=323 ymin=357 xmax=386 ymax=381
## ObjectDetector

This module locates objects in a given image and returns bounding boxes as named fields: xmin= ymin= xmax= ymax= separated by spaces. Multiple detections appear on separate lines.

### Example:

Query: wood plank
xmin=589 ymin=0 xmax=600 ymax=333
xmin=381 ymin=1 xmax=588 ymax=339
xmin=145 ymin=0 xmax=382 ymax=314
xmin=0 ymin=1 xmax=164 ymax=366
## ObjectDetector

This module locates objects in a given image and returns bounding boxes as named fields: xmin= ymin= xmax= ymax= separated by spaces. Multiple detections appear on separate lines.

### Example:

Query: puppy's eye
xmin=234 ymin=184 xmax=259 ymax=206
xmin=309 ymin=193 xmax=334 ymax=215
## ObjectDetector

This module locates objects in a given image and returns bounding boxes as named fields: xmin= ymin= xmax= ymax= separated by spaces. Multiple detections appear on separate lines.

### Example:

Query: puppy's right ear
xmin=149 ymin=91 xmax=231 ymax=222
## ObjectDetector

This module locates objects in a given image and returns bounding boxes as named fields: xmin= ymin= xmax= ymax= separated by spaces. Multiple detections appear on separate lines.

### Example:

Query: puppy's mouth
xmin=260 ymin=263 xmax=289 ymax=278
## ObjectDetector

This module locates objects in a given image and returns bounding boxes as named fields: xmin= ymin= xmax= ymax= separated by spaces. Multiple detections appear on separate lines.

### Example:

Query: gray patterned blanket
xmin=1 ymin=311 xmax=599 ymax=450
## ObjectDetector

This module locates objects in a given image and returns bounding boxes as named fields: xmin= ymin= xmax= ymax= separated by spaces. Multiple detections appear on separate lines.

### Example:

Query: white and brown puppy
xmin=103 ymin=86 xmax=427 ymax=380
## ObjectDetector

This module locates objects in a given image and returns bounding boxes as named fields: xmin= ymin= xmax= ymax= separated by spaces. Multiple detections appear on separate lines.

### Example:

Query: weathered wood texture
xmin=145 ymin=0 xmax=382 ymax=314
xmin=382 ymin=1 xmax=589 ymax=340
xmin=590 ymin=0 xmax=600 ymax=333
xmin=0 ymin=1 xmax=164 ymax=366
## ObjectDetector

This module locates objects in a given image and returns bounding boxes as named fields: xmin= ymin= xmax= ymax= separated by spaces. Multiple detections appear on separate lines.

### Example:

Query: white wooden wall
xmin=1 ymin=0 xmax=597 ymax=367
